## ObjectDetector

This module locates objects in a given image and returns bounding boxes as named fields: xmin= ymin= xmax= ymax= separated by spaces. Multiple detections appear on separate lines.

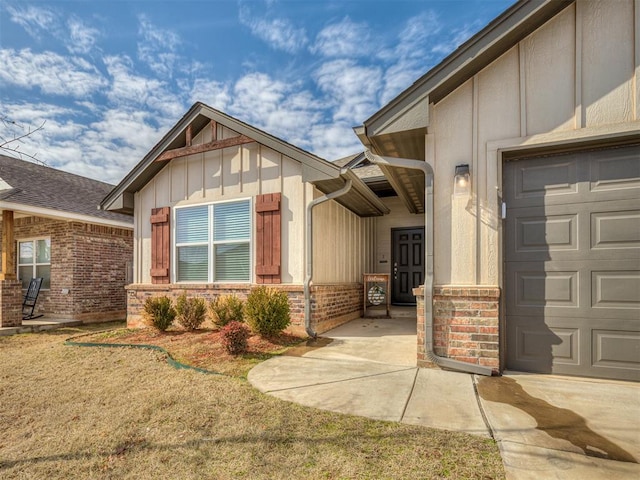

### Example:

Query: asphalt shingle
xmin=0 ymin=155 xmax=132 ymax=224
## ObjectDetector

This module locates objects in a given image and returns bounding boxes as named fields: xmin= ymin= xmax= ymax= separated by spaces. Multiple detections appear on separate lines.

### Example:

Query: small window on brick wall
xmin=17 ymin=238 xmax=51 ymax=289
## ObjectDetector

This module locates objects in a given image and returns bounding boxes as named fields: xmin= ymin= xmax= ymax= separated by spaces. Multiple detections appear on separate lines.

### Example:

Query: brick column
xmin=414 ymin=285 xmax=500 ymax=370
xmin=0 ymin=279 xmax=22 ymax=327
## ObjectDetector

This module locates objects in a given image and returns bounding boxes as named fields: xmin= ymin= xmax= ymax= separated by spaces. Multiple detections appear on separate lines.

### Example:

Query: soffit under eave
xmin=377 ymin=164 xmax=425 ymax=215
xmin=313 ymin=176 xmax=390 ymax=217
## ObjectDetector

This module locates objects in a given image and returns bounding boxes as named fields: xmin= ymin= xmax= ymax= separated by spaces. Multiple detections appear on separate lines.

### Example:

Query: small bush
xmin=244 ymin=286 xmax=291 ymax=336
xmin=220 ymin=321 xmax=250 ymax=355
xmin=175 ymin=293 xmax=207 ymax=331
xmin=209 ymin=294 xmax=245 ymax=327
xmin=142 ymin=296 xmax=176 ymax=331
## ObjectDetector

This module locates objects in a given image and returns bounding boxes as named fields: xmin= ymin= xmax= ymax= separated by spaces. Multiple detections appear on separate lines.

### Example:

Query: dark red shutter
xmin=255 ymin=193 xmax=281 ymax=284
xmin=150 ymin=206 xmax=170 ymax=284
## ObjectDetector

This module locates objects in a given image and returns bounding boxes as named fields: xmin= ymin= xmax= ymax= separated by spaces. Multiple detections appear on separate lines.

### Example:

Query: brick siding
xmin=0 ymin=279 xmax=22 ymax=327
xmin=415 ymin=285 xmax=500 ymax=370
xmin=0 ymin=216 xmax=133 ymax=322
xmin=126 ymin=283 xmax=362 ymax=334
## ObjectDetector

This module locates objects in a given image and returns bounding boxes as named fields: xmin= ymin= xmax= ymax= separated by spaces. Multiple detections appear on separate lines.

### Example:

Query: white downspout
xmin=304 ymin=177 xmax=353 ymax=338
xmin=364 ymin=151 xmax=493 ymax=376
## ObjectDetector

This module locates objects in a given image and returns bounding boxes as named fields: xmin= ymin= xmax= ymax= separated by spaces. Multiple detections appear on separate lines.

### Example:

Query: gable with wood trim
xmin=102 ymin=103 xmax=388 ymax=333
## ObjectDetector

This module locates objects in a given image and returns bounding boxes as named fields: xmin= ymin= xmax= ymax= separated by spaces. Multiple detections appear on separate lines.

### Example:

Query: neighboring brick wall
xmin=70 ymin=222 xmax=133 ymax=320
xmin=125 ymin=282 xmax=362 ymax=334
xmin=0 ymin=216 xmax=133 ymax=322
xmin=0 ymin=279 xmax=22 ymax=327
xmin=415 ymin=285 xmax=500 ymax=370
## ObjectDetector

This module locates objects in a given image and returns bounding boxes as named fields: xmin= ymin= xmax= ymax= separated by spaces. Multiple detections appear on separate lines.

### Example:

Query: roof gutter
xmin=304 ymin=175 xmax=353 ymax=338
xmin=364 ymin=151 xmax=493 ymax=376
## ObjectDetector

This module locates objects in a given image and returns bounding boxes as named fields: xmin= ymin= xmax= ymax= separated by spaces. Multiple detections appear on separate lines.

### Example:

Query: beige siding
xmin=373 ymin=196 xmax=425 ymax=275
xmin=312 ymin=188 xmax=374 ymax=283
xmin=134 ymin=122 xmax=307 ymax=284
xmin=429 ymin=0 xmax=638 ymax=286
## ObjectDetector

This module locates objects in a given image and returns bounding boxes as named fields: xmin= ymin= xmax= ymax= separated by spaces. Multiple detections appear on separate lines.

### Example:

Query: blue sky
xmin=0 ymin=0 xmax=513 ymax=184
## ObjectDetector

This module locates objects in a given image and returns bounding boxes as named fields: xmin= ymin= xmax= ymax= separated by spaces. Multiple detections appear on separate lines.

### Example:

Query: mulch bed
xmin=83 ymin=323 xmax=306 ymax=377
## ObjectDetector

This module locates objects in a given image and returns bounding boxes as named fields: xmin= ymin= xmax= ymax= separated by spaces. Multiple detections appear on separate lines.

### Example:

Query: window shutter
xmin=255 ymin=193 xmax=281 ymax=284
xmin=150 ymin=206 xmax=170 ymax=284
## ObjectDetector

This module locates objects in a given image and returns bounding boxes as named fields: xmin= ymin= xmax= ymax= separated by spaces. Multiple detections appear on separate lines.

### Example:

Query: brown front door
xmin=392 ymin=227 xmax=424 ymax=305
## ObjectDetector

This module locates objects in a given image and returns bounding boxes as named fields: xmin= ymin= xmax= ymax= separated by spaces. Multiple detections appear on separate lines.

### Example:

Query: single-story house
xmin=101 ymin=0 xmax=639 ymax=382
xmin=0 ymin=155 xmax=134 ymax=327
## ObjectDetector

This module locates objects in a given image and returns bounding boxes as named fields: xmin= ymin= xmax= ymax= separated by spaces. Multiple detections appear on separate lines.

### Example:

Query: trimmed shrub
xmin=244 ymin=286 xmax=291 ymax=336
xmin=209 ymin=294 xmax=245 ymax=327
xmin=220 ymin=321 xmax=250 ymax=355
xmin=175 ymin=293 xmax=207 ymax=331
xmin=142 ymin=296 xmax=176 ymax=331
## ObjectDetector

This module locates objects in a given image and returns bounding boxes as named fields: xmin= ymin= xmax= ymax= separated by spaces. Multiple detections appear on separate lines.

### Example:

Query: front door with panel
xmin=392 ymin=227 xmax=425 ymax=305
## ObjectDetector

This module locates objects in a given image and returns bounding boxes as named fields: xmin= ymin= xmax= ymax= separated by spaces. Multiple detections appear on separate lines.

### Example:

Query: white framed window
xmin=17 ymin=238 xmax=51 ymax=289
xmin=174 ymin=198 xmax=252 ymax=283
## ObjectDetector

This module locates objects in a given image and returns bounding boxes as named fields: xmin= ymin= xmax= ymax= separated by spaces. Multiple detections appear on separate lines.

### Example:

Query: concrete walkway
xmin=0 ymin=317 xmax=83 ymax=336
xmin=249 ymin=317 xmax=640 ymax=479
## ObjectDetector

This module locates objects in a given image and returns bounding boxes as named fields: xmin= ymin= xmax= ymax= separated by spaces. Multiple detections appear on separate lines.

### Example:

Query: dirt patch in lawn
xmin=78 ymin=322 xmax=305 ymax=378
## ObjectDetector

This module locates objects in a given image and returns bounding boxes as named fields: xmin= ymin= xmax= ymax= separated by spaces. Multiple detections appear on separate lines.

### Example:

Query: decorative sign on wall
xmin=363 ymin=273 xmax=390 ymax=318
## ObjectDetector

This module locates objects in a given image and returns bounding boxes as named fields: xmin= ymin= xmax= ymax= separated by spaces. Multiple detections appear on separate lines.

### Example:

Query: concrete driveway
xmin=248 ymin=317 xmax=640 ymax=479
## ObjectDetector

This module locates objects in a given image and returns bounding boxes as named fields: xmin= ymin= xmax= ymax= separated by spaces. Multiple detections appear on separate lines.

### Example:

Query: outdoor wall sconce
xmin=453 ymin=164 xmax=471 ymax=196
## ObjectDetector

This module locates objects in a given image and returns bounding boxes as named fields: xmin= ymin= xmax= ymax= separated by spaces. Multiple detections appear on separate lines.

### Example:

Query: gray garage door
xmin=504 ymin=145 xmax=640 ymax=381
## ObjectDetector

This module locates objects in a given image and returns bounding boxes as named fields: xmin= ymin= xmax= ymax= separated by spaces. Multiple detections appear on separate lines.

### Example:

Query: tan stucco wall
xmin=135 ymin=123 xmax=309 ymax=284
xmin=427 ymin=0 xmax=639 ymax=286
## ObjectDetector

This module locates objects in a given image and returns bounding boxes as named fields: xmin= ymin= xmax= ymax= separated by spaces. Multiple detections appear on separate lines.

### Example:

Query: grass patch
xmin=0 ymin=325 xmax=505 ymax=479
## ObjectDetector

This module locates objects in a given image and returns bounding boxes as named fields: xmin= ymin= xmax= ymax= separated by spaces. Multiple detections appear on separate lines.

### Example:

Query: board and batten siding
xmin=134 ymin=122 xmax=308 ymax=284
xmin=429 ymin=0 xmax=639 ymax=286
xmin=312 ymin=188 xmax=375 ymax=284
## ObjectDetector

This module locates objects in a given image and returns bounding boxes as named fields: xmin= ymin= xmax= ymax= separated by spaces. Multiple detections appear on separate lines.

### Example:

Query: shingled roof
xmin=0 ymin=154 xmax=132 ymax=226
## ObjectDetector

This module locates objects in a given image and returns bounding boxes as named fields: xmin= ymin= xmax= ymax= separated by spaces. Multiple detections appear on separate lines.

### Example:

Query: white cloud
xmin=239 ymin=6 xmax=308 ymax=53
xmin=311 ymin=16 xmax=373 ymax=58
xmin=66 ymin=17 xmax=100 ymax=55
xmin=314 ymin=59 xmax=382 ymax=124
xmin=308 ymin=121 xmax=363 ymax=161
xmin=137 ymin=14 xmax=182 ymax=77
xmin=103 ymin=55 xmax=183 ymax=119
xmin=379 ymin=11 xmax=443 ymax=104
xmin=0 ymin=100 xmax=163 ymax=183
xmin=0 ymin=48 xmax=107 ymax=97
xmin=6 ymin=5 xmax=58 ymax=39
xmin=229 ymin=73 xmax=321 ymax=145
xmin=189 ymin=79 xmax=231 ymax=111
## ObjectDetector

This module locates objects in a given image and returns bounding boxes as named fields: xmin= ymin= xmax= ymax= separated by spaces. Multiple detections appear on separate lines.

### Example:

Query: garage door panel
xmin=592 ymin=270 xmax=640 ymax=310
xmin=512 ymin=269 xmax=577 ymax=308
xmin=592 ymin=209 xmax=640 ymax=250
xmin=592 ymin=330 xmax=640 ymax=373
xmin=507 ymin=315 xmax=580 ymax=372
xmin=590 ymin=147 xmax=640 ymax=195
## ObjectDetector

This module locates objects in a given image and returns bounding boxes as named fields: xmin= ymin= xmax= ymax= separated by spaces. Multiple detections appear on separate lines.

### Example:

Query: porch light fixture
xmin=453 ymin=164 xmax=471 ymax=196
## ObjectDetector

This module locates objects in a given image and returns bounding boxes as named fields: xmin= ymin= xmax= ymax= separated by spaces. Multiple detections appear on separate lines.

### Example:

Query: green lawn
xmin=0 ymin=325 xmax=504 ymax=479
